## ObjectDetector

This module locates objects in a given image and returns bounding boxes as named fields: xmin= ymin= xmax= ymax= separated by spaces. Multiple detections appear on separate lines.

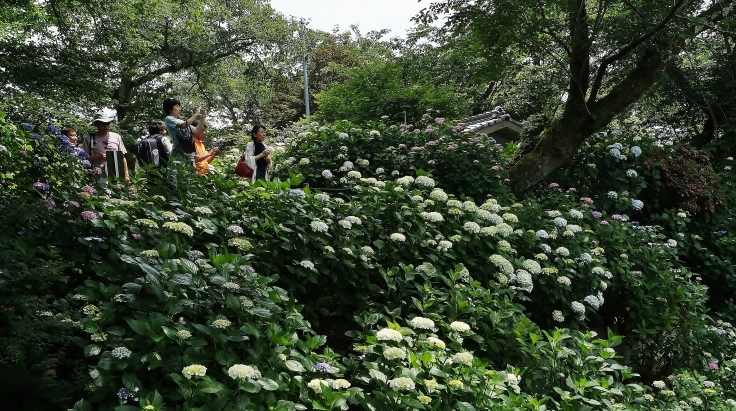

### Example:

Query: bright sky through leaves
xmin=269 ymin=0 xmax=430 ymax=37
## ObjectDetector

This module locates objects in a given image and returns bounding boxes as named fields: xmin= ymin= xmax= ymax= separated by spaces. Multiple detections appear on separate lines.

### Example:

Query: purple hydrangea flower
xmin=81 ymin=160 xmax=92 ymax=169
xmin=33 ymin=182 xmax=49 ymax=191
xmin=435 ymin=117 xmax=445 ymax=125
xmin=313 ymin=362 xmax=331 ymax=372
xmin=81 ymin=211 xmax=96 ymax=220
xmin=592 ymin=211 xmax=603 ymax=218
xmin=425 ymin=125 xmax=434 ymax=133
xmin=453 ymin=125 xmax=464 ymax=132
xmin=81 ymin=185 xmax=96 ymax=194
xmin=43 ymin=199 xmax=56 ymax=209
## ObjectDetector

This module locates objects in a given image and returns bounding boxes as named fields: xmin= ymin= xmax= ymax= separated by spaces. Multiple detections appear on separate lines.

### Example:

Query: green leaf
xmin=198 ymin=380 xmax=226 ymax=394
xmin=285 ymin=360 xmax=306 ymax=372
xmin=172 ymin=274 xmax=193 ymax=285
xmin=126 ymin=319 xmax=149 ymax=335
xmin=241 ymin=380 xmax=262 ymax=393
xmin=456 ymin=402 xmax=477 ymax=411
xmin=258 ymin=377 xmax=279 ymax=391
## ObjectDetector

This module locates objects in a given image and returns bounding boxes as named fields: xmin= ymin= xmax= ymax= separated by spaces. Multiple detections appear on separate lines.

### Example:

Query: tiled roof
xmin=458 ymin=107 xmax=522 ymax=132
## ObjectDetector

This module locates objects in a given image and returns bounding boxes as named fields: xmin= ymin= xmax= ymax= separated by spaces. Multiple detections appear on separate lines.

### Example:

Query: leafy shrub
xmin=2 ymin=112 xmax=735 ymax=410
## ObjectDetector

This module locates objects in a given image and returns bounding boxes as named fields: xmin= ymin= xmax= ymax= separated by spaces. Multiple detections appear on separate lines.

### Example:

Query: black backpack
xmin=133 ymin=135 xmax=169 ymax=168
xmin=175 ymin=124 xmax=196 ymax=154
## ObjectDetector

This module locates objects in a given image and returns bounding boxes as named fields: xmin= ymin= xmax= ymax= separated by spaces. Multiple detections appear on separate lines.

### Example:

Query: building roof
xmin=458 ymin=107 xmax=522 ymax=133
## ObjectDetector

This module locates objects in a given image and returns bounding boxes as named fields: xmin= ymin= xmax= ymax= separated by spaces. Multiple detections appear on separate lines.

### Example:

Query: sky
xmin=268 ymin=0 xmax=435 ymax=38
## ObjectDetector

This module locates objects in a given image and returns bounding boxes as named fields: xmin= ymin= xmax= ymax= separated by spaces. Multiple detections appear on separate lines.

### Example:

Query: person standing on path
xmin=82 ymin=111 xmax=129 ymax=181
xmin=163 ymin=98 xmax=205 ymax=155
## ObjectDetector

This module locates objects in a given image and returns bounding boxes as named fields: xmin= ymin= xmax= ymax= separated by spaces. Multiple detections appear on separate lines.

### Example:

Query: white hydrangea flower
xmin=580 ymin=253 xmax=593 ymax=263
xmin=426 ymin=337 xmax=446 ymax=349
xmin=429 ymin=189 xmax=448 ymax=202
xmin=182 ymin=364 xmax=207 ymax=379
xmin=410 ymin=317 xmax=435 ymax=329
xmin=553 ymin=217 xmax=568 ymax=227
xmin=571 ymin=301 xmax=586 ymax=314
xmin=376 ymin=328 xmax=403 ymax=341
xmin=535 ymin=230 xmax=549 ymax=239
xmin=345 ymin=216 xmax=362 ymax=225
xmin=338 ymin=220 xmax=352 ymax=229
xmin=452 ymin=352 xmax=473 ymax=366
xmin=347 ymin=170 xmax=362 ymax=179
xmin=463 ymin=221 xmax=481 ymax=234
xmin=502 ymin=213 xmax=519 ymax=223
xmin=300 ymin=260 xmax=316 ymax=271
xmin=552 ymin=310 xmax=564 ymax=322
xmin=322 ymin=170 xmax=333 ymax=179
xmin=555 ymin=247 xmax=570 ymax=256
xmin=390 ymin=233 xmax=406 ymax=242
xmin=383 ymin=347 xmax=406 ymax=360
xmin=228 ymin=364 xmax=261 ymax=381
xmin=569 ymin=209 xmax=584 ymax=219
xmin=497 ymin=223 xmax=513 ymax=237
xmin=414 ymin=176 xmax=435 ymax=188
xmin=489 ymin=254 xmax=513 ymax=275
xmin=308 ymin=379 xmax=326 ymax=393
xmin=626 ymin=169 xmax=638 ymax=178
xmin=388 ymin=377 xmax=415 ymax=391
xmin=396 ymin=176 xmax=414 ymax=186
xmin=450 ymin=321 xmax=471 ymax=332
xmin=557 ymin=276 xmax=571 ymax=286
xmin=522 ymin=259 xmax=541 ymax=274
xmin=111 ymin=347 xmax=132 ymax=359
xmin=584 ymin=295 xmax=602 ymax=309
xmin=437 ymin=240 xmax=453 ymax=252
xmin=332 ymin=379 xmax=351 ymax=389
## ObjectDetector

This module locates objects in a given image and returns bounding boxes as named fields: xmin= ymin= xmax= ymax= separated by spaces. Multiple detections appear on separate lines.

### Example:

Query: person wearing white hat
xmin=83 ymin=111 xmax=129 ymax=180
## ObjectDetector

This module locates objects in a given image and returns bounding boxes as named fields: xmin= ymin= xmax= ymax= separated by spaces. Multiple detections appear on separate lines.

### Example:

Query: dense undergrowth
xmin=1 ymin=112 xmax=735 ymax=410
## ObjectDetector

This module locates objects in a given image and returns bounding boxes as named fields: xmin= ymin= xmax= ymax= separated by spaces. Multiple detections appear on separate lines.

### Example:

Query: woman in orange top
xmin=193 ymin=122 xmax=220 ymax=175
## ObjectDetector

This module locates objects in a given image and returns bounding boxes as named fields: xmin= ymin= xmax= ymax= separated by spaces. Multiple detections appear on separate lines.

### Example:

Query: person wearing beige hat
xmin=83 ymin=111 xmax=129 ymax=180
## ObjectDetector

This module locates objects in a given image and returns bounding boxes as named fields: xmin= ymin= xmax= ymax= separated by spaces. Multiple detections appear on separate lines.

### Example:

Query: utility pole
xmin=299 ymin=19 xmax=310 ymax=117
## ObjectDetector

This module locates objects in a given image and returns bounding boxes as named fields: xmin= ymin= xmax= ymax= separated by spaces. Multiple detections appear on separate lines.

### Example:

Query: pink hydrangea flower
xmin=435 ymin=118 xmax=445 ymax=125
xmin=81 ymin=211 xmax=96 ymax=220
xmin=428 ymin=160 xmax=436 ymax=165
xmin=708 ymin=362 xmax=719 ymax=370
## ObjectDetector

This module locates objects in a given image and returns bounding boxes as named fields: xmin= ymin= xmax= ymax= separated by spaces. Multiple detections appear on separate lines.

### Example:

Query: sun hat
xmin=88 ymin=111 xmax=116 ymax=126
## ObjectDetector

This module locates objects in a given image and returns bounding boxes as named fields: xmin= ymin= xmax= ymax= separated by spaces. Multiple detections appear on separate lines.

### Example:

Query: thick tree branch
xmin=128 ymin=40 xmax=255 ymax=88
xmin=588 ymin=0 xmax=687 ymax=103
xmin=568 ymin=0 xmax=592 ymax=109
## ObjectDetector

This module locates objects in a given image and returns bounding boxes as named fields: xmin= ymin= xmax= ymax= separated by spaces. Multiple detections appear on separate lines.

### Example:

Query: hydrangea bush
xmin=1 ymin=113 xmax=736 ymax=410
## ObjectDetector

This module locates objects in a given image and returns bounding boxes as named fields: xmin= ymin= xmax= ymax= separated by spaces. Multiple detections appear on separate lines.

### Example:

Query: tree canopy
xmin=417 ymin=0 xmax=736 ymax=193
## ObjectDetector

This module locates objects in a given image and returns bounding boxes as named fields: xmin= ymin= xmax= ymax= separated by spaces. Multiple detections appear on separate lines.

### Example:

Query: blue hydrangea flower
xmin=81 ymin=160 xmax=92 ymax=169
xmin=21 ymin=123 xmax=34 ymax=131
xmin=117 ymin=388 xmax=135 ymax=401
xmin=31 ymin=134 xmax=43 ymax=142
xmin=75 ymin=148 xmax=89 ymax=159
xmin=56 ymin=134 xmax=70 ymax=144
xmin=46 ymin=125 xmax=59 ymax=135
